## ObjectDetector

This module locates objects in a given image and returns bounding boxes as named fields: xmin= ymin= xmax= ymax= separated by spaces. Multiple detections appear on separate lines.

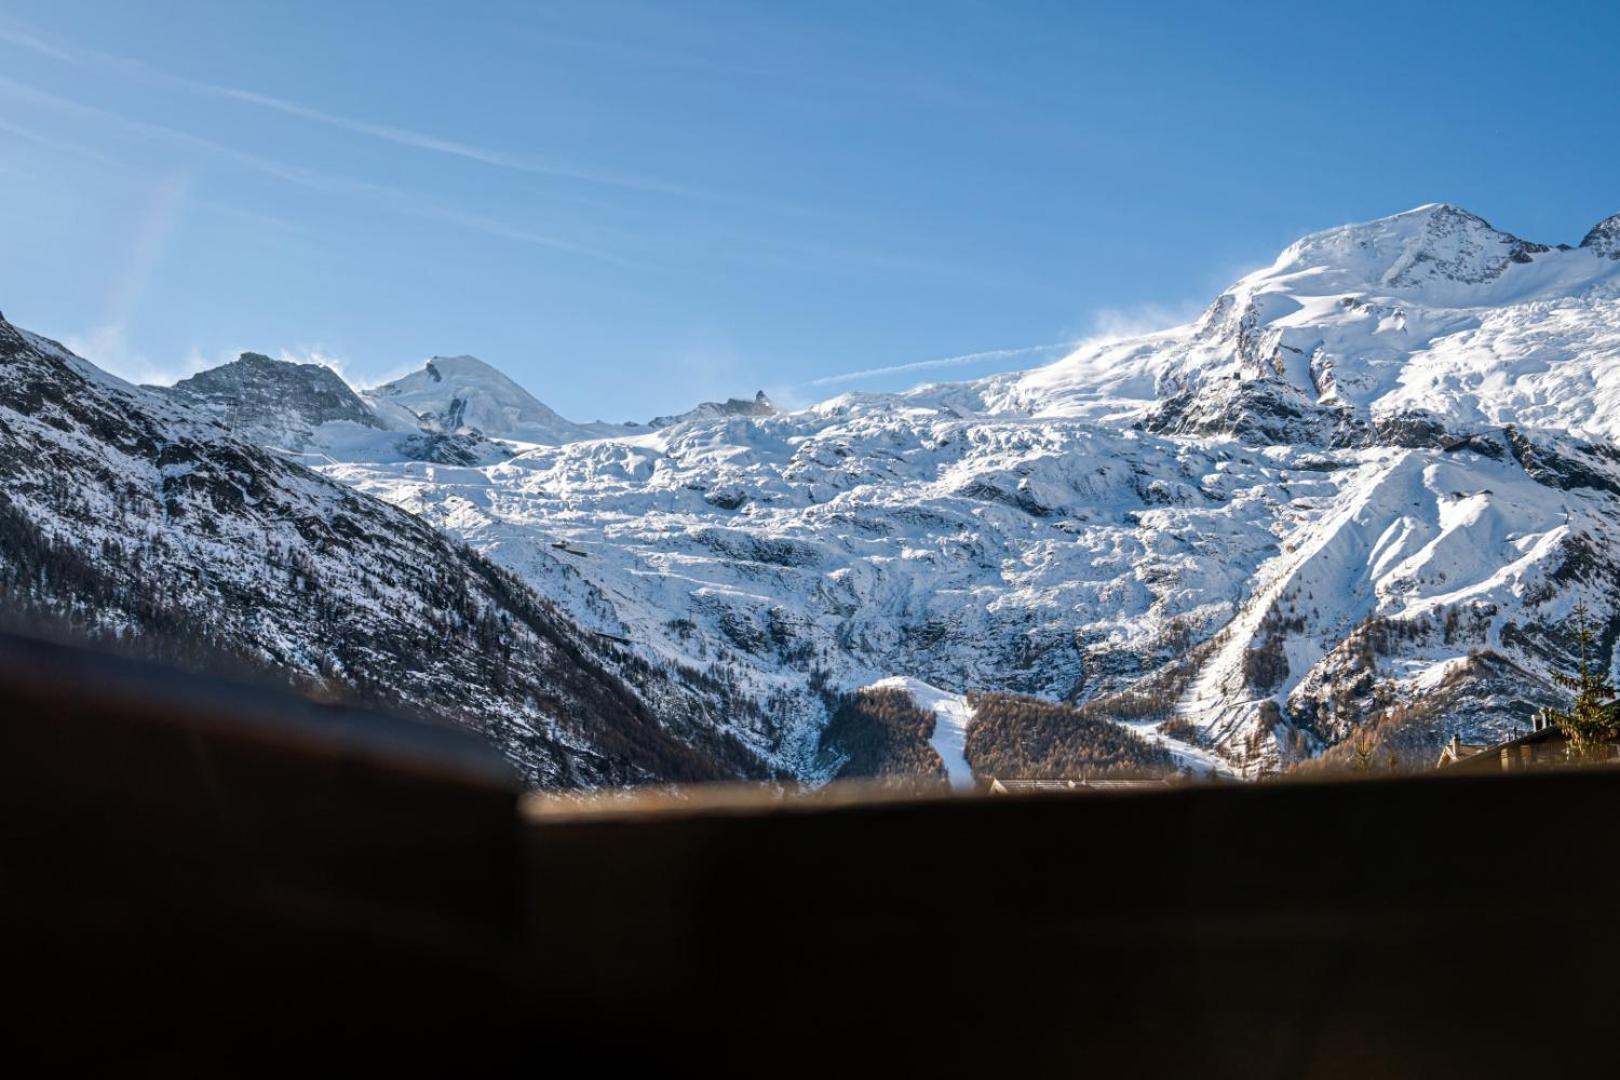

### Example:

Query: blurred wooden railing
xmin=3 ymin=630 xmax=1616 ymax=1076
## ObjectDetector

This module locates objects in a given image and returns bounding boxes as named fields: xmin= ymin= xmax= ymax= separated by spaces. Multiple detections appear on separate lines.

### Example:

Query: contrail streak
xmin=0 ymin=20 xmax=697 ymax=197
xmin=804 ymin=341 xmax=1079 ymax=388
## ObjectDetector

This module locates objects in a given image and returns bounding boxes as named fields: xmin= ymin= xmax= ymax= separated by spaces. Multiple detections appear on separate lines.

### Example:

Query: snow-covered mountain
xmin=359 ymin=354 xmax=781 ymax=446
xmin=982 ymin=204 xmax=1620 ymax=445
xmin=151 ymin=350 xmax=782 ymax=470
xmin=362 ymin=354 xmax=631 ymax=446
xmin=312 ymin=204 xmax=1620 ymax=778
xmin=154 ymin=351 xmax=514 ymax=467
xmin=8 ymin=202 xmax=1618 ymax=784
xmin=0 ymin=317 xmax=775 ymax=788
xmin=161 ymin=351 xmax=383 ymax=449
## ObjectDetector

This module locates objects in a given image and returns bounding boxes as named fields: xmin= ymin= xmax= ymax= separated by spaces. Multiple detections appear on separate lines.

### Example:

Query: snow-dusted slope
xmin=308 ymin=204 xmax=1620 ymax=779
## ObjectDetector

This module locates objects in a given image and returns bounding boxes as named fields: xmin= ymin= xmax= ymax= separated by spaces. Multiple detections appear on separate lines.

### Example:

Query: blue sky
xmin=0 ymin=1 xmax=1615 ymax=420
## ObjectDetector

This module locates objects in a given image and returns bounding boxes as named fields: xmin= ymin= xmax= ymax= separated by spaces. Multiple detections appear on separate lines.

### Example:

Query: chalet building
xmin=1435 ymin=734 xmax=1490 ymax=769
xmin=1437 ymin=716 xmax=1619 ymax=773
xmin=987 ymin=777 xmax=1170 ymax=795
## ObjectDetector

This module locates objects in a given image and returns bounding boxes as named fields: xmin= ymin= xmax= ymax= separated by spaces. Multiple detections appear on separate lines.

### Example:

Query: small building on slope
xmin=987 ymin=777 xmax=1171 ymax=795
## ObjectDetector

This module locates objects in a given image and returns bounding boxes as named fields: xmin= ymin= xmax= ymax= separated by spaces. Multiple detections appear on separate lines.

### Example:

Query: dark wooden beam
xmin=3 ymin=631 xmax=1616 ymax=1075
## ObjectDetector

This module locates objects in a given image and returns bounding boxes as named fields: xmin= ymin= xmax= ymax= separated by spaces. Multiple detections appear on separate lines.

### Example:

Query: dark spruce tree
xmin=1540 ymin=603 xmax=1620 ymax=761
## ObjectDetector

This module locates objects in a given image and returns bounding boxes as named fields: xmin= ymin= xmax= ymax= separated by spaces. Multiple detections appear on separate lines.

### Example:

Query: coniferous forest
xmin=964 ymin=692 xmax=1174 ymax=780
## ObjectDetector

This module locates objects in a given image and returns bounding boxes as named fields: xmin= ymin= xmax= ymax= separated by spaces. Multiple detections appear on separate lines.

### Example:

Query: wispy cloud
xmin=0 ymin=72 xmax=369 ymax=189
xmin=66 ymin=324 xmax=211 ymax=386
xmin=62 ymin=169 xmax=192 ymax=384
xmin=514 ymin=4 xmax=991 ymax=111
xmin=208 ymin=86 xmax=696 ymax=197
xmin=0 ymin=114 xmax=316 ymax=242
xmin=0 ymin=23 xmax=74 ymax=62
xmin=802 ymin=341 xmax=1081 ymax=389
xmin=0 ymin=114 xmax=128 ymax=169
xmin=1086 ymin=301 xmax=1206 ymax=339
xmin=275 ymin=345 xmax=350 ymax=377
xmin=0 ymin=19 xmax=695 ymax=197
xmin=798 ymin=301 xmax=1205 ymax=394
xmin=62 ymin=324 xmax=148 ymax=382
xmin=0 ymin=73 xmax=644 ymax=268
xmin=0 ymin=18 xmax=982 ymax=280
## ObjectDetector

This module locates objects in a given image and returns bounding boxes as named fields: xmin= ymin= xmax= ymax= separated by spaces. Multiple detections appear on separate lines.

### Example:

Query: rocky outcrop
xmin=1145 ymin=377 xmax=1361 ymax=447
xmin=647 ymin=390 xmax=777 ymax=430
xmin=159 ymin=352 xmax=381 ymax=450
xmin=1581 ymin=213 xmax=1620 ymax=259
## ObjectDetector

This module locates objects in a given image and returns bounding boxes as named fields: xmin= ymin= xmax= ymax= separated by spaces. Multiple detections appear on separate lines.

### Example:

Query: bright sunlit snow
xmin=868 ymin=676 xmax=976 ymax=789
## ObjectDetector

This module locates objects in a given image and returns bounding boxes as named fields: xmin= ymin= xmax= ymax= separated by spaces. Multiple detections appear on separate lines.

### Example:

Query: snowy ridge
xmin=981 ymin=203 xmax=1620 ymax=444
xmin=646 ymin=390 xmax=778 ymax=431
xmin=363 ymin=355 xmax=629 ymax=446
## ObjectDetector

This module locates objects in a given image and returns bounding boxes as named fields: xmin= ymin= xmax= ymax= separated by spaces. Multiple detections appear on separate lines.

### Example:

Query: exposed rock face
xmin=649 ymin=390 xmax=778 ymax=430
xmin=1371 ymin=204 xmax=1550 ymax=286
xmin=1582 ymin=213 xmax=1620 ymax=258
xmin=1146 ymin=377 xmax=1361 ymax=447
xmin=159 ymin=352 xmax=382 ymax=450
xmin=396 ymin=430 xmax=513 ymax=466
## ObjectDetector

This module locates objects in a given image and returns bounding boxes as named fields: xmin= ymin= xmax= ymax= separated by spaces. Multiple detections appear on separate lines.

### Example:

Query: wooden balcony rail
xmin=3 ymin=630 xmax=1616 ymax=1076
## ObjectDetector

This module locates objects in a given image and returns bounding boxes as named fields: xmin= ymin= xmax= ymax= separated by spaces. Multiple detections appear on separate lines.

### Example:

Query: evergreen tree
xmin=1352 ymin=735 xmax=1373 ymax=773
xmin=1540 ymin=603 xmax=1620 ymax=761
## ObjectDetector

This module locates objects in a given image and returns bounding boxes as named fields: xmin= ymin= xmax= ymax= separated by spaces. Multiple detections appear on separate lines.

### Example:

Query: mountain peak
xmin=371 ymin=355 xmax=536 ymax=403
xmin=646 ymin=388 xmax=779 ymax=430
xmin=1271 ymin=202 xmax=1548 ymax=291
xmin=235 ymin=350 xmax=284 ymax=367
xmin=186 ymin=350 xmax=341 ymax=378
xmin=161 ymin=350 xmax=380 ymax=447
xmin=1403 ymin=201 xmax=1479 ymax=219
xmin=424 ymin=353 xmax=502 ymax=375
xmin=365 ymin=354 xmax=600 ymax=444
xmin=1580 ymin=214 xmax=1620 ymax=258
